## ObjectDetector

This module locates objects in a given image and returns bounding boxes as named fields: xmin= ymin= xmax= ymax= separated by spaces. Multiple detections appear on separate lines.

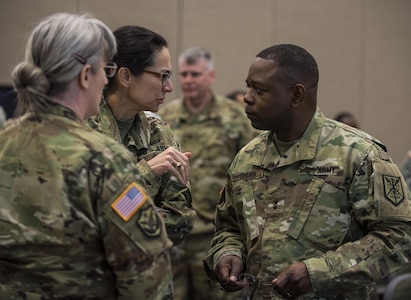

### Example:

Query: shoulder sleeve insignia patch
xmin=136 ymin=206 xmax=161 ymax=237
xmin=111 ymin=182 xmax=148 ymax=221
xmin=382 ymin=174 xmax=404 ymax=206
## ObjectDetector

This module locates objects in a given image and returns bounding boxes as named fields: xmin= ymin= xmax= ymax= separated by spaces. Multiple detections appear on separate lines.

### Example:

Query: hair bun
xmin=12 ymin=61 xmax=49 ymax=94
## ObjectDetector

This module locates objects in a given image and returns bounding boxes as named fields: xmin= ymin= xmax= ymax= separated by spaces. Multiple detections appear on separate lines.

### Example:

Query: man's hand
xmin=215 ymin=255 xmax=247 ymax=292
xmin=272 ymin=262 xmax=313 ymax=298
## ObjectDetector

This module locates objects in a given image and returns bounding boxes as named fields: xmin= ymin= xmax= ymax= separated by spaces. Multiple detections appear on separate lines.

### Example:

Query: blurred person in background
xmin=0 ymin=85 xmax=17 ymax=120
xmin=226 ymin=89 xmax=247 ymax=107
xmin=399 ymin=150 xmax=411 ymax=191
xmin=0 ymin=106 xmax=5 ymax=127
xmin=334 ymin=111 xmax=359 ymax=129
xmin=158 ymin=46 xmax=253 ymax=300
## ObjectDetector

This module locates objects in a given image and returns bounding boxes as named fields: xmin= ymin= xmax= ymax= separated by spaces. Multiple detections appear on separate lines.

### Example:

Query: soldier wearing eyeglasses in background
xmin=158 ymin=46 xmax=254 ymax=300
xmin=87 ymin=25 xmax=196 ymax=247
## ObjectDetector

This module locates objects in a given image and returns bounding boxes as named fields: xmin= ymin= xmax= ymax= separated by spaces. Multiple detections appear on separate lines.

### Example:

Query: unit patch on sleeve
xmin=382 ymin=174 xmax=404 ymax=206
xmin=111 ymin=182 xmax=148 ymax=221
xmin=136 ymin=206 xmax=161 ymax=237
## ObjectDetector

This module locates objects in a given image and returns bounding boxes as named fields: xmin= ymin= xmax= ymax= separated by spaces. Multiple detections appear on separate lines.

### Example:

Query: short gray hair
xmin=178 ymin=46 xmax=214 ymax=70
xmin=12 ymin=12 xmax=117 ymax=114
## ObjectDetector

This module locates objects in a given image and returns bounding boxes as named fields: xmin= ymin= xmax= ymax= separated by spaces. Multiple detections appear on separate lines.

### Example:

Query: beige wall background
xmin=1 ymin=0 xmax=410 ymax=163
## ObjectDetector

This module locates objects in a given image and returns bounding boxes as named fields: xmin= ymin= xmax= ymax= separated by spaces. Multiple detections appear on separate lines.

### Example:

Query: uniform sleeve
xmin=203 ymin=171 xmax=245 ymax=281
xmin=304 ymin=146 xmax=411 ymax=292
xmin=89 ymin=145 xmax=174 ymax=299
xmin=144 ymin=117 xmax=196 ymax=246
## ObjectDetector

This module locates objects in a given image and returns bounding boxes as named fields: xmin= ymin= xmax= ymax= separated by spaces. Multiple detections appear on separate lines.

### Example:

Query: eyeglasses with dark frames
xmin=143 ymin=69 xmax=172 ymax=86
xmin=73 ymin=53 xmax=117 ymax=78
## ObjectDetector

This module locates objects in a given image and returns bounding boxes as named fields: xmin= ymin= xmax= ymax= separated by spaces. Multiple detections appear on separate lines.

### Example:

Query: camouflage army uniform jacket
xmin=158 ymin=94 xmax=254 ymax=234
xmin=88 ymin=99 xmax=195 ymax=245
xmin=0 ymin=104 xmax=173 ymax=299
xmin=204 ymin=109 xmax=411 ymax=299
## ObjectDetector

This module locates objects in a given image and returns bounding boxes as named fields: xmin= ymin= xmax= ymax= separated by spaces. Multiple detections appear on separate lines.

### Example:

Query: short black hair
xmin=257 ymin=44 xmax=319 ymax=87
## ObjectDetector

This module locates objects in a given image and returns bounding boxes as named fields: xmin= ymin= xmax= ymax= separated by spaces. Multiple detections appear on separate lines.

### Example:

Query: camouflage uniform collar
xmin=42 ymin=102 xmax=80 ymax=122
xmin=101 ymin=97 xmax=142 ymax=125
xmin=100 ymin=96 xmax=110 ymax=112
xmin=100 ymin=98 xmax=147 ymax=142
xmin=97 ymin=97 xmax=122 ymax=142
xmin=134 ymin=111 xmax=150 ymax=149
xmin=181 ymin=93 xmax=218 ymax=121
xmin=258 ymin=108 xmax=324 ymax=168
xmin=96 ymin=98 xmax=150 ymax=159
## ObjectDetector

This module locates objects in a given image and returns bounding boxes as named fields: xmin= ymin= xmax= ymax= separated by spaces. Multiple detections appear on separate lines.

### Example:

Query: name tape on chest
xmin=111 ymin=182 xmax=148 ymax=221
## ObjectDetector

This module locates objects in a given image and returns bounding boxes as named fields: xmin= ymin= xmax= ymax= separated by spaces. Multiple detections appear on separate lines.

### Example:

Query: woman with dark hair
xmin=88 ymin=25 xmax=195 ymax=246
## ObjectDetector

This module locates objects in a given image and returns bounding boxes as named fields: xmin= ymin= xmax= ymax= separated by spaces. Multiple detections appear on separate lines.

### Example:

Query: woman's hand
xmin=147 ymin=147 xmax=191 ymax=184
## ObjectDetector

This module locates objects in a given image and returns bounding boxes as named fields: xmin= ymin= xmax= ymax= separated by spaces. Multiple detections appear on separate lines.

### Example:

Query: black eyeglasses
xmin=143 ymin=69 xmax=172 ymax=86
xmin=207 ymin=273 xmax=275 ymax=289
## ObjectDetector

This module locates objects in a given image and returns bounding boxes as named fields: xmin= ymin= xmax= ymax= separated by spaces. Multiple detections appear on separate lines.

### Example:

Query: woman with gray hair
xmin=0 ymin=13 xmax=173 ymax=299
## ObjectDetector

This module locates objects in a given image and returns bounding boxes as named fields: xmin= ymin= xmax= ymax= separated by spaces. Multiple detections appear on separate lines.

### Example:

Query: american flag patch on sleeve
xmin=111 ymin=182 xmax=148 ymax=221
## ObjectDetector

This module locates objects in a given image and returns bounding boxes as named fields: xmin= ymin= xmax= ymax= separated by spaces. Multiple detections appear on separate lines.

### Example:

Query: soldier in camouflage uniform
xmin=0 ymin=13 xmax=173 ymax=299
xmin=203 ymin=44 xmax=411 ymax=299
xmin=158 ymin=46 xmax=254 ymax=300
xmin=87 ymin=25 xmax=196 ymax=246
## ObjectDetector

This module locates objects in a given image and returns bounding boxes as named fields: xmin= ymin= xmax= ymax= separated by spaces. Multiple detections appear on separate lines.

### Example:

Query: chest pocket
xmin=288 ymin=177 xmax=350 ymax=250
